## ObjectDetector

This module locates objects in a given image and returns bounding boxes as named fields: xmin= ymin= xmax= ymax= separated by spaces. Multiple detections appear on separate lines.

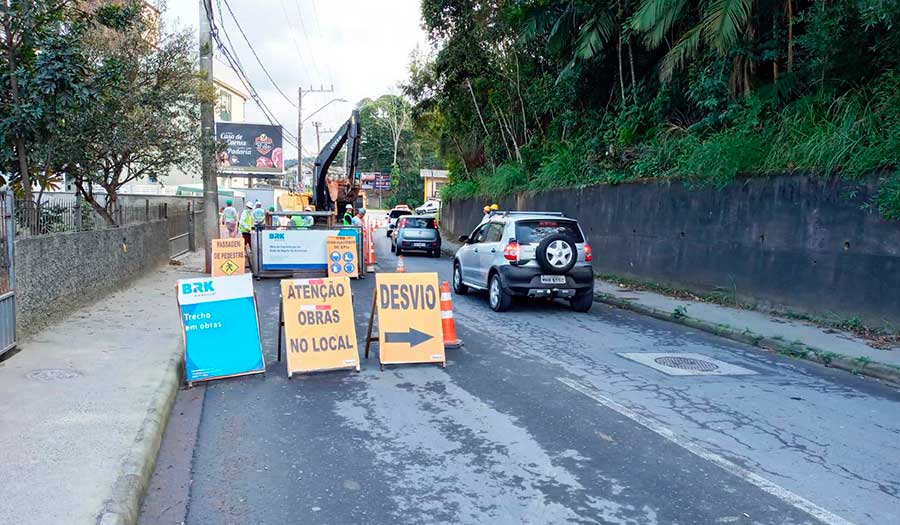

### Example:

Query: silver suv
xmin=452 ymin=212 xmax=594 ymax=312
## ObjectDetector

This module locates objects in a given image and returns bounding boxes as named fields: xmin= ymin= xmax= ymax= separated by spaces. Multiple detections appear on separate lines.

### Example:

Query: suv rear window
xmin=400 ymin=217 xmax=436 ymax=229
xmin=390 ymin=210 xmax=412 ymax=219
xmin=515 ymin=220 xmax=583 ymax=245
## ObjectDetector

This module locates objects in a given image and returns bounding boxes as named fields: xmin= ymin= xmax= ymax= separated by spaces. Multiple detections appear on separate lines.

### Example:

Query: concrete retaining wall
xmin=441 ymin=174 xmax=900 ymax=326
xmin=15 ymin=220 xmax=171 ymax=337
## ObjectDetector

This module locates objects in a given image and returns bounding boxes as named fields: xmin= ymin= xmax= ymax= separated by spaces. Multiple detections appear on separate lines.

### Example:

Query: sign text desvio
xmin=374 ymin=272 xmax=445 ymax=367
xmin=216 ymin=122 xmax=284 ymax=174
xmin=177 ymin=273 xmax=265 ymax=384
xmin=281 ymin=276 xmax=359 ymax=377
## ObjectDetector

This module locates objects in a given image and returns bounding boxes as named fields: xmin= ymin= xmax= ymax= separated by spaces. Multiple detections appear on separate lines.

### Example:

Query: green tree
xmin=0 ymin=0 xmax=90 ymax=206
xmin=59 ymin=7 xmax=204 ymax=225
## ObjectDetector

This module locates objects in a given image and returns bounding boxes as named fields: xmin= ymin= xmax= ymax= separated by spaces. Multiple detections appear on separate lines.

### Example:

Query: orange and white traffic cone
xmin=396 ymin=255 xmax=406 ymax=273
xmin=440 ymin=281 xmax=462 ymax=348
xmin=366 ymin=224 xmax=377 ymax=272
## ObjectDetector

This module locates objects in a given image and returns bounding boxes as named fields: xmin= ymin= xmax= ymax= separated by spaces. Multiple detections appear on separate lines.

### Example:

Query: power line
xmin=220 ymin=0 xmax=298 ymax=109
xmin=278 ymin=0 xmax=313 ymax=82
xmin=203 ymin=2 xmax=299 ymax=144
xmin=291 ymin=0 xmax=325 ymax=81
xmin=306 ymin=0 xmax=335 ymax=86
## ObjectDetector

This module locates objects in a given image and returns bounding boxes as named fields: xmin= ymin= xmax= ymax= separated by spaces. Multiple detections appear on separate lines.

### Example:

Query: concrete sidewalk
xmin=0 ymin=254 xmax=202 ymax=525
xmin=439 ymin=235 xmax=899 ymax=385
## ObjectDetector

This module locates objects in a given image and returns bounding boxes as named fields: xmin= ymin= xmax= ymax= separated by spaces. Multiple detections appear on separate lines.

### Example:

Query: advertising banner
xmin=281 ymin=277 xmax=359 ymax=377
xmin=360 ymin=172 xmax=377 ymax=190
xmin=177 ymin=274 xmax=265 ymax=383
xmin=374 ymin=272 xmax=445 ymax=366
xmin=260 ymin=229 xmax=343 ymax=271
xmin=211 ymin=238 xmax=246 ymax=277
xmin=374 ymin=173 xmax=391 ymax=190
xmin=326 ymin=236 xmax=359 ymax=278
xmin=216 ymin=122 xmax=284 ymax=174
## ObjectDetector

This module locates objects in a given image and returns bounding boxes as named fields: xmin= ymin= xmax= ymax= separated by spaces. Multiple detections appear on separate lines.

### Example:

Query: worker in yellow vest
xmin=238 ymin=202 xmax=254 ymax=248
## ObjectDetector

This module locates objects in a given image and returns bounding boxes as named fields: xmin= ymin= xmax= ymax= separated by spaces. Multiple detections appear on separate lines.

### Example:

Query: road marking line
xmin=557 ymin=377 xmax=855 ymax=525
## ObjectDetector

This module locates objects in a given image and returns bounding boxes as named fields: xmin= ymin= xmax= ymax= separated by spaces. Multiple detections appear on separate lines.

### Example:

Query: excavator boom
xmin=313 ymin=110 xmax=361 ymax=211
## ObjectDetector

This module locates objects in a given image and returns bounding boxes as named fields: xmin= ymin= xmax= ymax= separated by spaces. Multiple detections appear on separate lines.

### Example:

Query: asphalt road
xmin=140 ymin=223 xmax=900 ymax=525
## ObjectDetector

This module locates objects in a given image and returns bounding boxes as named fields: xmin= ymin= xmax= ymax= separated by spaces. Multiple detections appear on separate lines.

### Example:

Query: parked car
xmin=391 ymin=214 xmax=442 ymax=257
xmin=415 ymin=198 xmax=441 ymax=215
xmin=452 ymin=212 xmax=594 ymax=312
xmin=386 ymin=206 xmax=413 ymax=237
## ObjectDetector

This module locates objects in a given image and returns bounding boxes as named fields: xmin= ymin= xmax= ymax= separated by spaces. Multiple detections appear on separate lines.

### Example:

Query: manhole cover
xmin=654 ymin=356 xmax=719 ymax=371
xmin=618 ymin=353 xmax=756 ymax=376
xmin=26 ymin=368 xmax=81 ymax=381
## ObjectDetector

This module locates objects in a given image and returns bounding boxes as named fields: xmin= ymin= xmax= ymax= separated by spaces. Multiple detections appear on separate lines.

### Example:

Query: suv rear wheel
xmin=452 ymin=262 xmax=468 ymax=295
xmin=570 ymin=291 xmax=593 ymax=312
xmin=489 ymin=273 xmax=512 ymax=312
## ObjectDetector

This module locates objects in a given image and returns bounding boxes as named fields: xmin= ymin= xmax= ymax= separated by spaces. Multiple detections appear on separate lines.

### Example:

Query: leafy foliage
xmin=408 ymin=0 xmax=900 ymax=220
xmin=0 ymin=1 xmax=203 ymax=225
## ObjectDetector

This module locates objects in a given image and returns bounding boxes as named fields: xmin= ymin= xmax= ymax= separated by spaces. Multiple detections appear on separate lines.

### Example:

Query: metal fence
xmin=14 ymin=197 xmax=169 ymax=238
xmin=0 ymin=191 xmax=16 ymax=356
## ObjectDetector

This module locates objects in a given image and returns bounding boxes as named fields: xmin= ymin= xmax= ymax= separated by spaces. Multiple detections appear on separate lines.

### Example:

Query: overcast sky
xmin=162 ymin=0 xmax=428 ymax=160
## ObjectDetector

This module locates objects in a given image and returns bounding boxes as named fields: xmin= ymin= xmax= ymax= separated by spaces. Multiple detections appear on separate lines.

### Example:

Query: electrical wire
xmin=203 ymin=1 xmax=300 ymax=144
xmin=220 ymin=0 xmax=298 ymax=109
xmin=278 ymin=0 xmax=313 ymax=81
xmin=291 ymin=0 xmax=325 ymax=81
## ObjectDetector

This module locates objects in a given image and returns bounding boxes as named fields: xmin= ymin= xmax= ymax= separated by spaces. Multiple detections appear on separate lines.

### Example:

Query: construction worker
xmin=222 ymin=199 xmax=238 ymax=238
xmin=291 ymin=206 xmax=314 ymax=229
xmin=482 ymin=205 xmax=491 ymax=221
xmin=238 ymin=202 xmax=254 ymax=247
xmin=252 ymin=201 xmax=266 ymax=226
xmin=490 ymin=203 xmax=499 ymax=216
xmin=352 ymin=208 xmax=366 ymax=227
xmin=342 ymin=204 xmax=354 ymax=225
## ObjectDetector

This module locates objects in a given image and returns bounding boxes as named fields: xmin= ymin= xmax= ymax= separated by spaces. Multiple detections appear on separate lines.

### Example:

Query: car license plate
xmin=414 ymin=242 xmax=427 ymax=247
xmin=540 ymin=275 xmax=566 ymax=285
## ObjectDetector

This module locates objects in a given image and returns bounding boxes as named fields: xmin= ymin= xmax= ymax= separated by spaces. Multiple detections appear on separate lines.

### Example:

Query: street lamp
xmin=302 ymin=98 xmax=348 ymax=124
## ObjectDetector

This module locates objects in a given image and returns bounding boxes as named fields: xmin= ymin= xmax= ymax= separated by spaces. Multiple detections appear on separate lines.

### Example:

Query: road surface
xmin=140 ymin=223 xmax=900 ymax=525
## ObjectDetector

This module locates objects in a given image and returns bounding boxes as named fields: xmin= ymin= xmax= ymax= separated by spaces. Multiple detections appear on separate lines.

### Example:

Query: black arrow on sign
xmin=384 ymin=328 xmax=433 ymax=348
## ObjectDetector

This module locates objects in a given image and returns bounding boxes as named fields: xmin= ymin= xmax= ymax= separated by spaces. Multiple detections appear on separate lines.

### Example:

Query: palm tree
xmin=631 ymin=0 xmax=755 ymax=92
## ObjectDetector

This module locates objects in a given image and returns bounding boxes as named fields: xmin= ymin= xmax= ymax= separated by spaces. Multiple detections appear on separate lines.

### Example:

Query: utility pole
xmin=312 ymin=122 xmax=335 ymax=152
xmin=297 ymin=86 xmax=302 ymax=189
xmin=199 ymin=0 xmax=219 ymax=273
xmin=298 ymin=85 xmax=334 ymax=188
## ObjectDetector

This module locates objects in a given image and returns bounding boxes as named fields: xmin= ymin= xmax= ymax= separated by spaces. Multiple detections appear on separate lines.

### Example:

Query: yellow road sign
xmin=211 ymin=238 xmax=245 ymax=277
xmin=281 ymin=276 xmax=359 ymax=377
xmin=374 ymin=272 xmax=445 ymax=366
xmin=326 ymin=236 xmax=358 ymax=278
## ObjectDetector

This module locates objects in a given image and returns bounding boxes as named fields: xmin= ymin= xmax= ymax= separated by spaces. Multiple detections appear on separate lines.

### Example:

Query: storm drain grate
xmin=618 ymin=353 xmax=757 ymax=377
xmin=654 ymin=356 xmax=719 ymax=372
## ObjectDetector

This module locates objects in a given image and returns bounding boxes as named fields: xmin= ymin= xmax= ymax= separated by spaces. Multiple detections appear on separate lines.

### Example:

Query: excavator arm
xmin=313 ymin=109 xmax=361 ymax=211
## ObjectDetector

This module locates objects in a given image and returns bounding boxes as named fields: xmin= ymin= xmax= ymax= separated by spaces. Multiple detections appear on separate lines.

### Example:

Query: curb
xmin=594 ymin=291 xmax=900 ymax=387
xmin=436 ymin=235 xmax=899 ymax=386
xmin=96 ymin=350 xmax=184 ymax=525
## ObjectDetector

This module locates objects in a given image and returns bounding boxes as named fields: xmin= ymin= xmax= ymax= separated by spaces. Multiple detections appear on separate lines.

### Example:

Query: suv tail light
xmin=503 ymin=241 xmax=519 ymax=261
xmin=399 ymin=217 xmax=407 ymax=228
xmin=584 ymin=243 xmax=593 ymax=262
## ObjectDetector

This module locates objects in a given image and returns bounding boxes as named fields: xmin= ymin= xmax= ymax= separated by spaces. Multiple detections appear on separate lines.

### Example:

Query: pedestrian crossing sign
xmin=211 ymin=238 xmax=245 ymax=277
xmin=220 ymin=260 xmax=239 ymax=275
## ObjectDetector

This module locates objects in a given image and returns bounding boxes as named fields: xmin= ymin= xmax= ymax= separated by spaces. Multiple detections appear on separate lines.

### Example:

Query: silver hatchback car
xmin=452 ymin=212 xmax=594 ymax=312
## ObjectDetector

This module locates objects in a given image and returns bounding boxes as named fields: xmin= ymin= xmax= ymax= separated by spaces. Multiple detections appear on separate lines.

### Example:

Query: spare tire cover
xmin=536 ymin=234 xmax=577 ymax=274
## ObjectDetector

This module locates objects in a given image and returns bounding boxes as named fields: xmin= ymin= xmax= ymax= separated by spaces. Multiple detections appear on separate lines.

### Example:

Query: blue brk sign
xmin=177 ymin=273 xmax=265 ymax=383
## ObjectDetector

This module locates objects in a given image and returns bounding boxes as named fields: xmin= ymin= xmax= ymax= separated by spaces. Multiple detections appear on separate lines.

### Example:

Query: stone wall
xmin=441 ymin=174 xmax=900 ymax=326
xmin=15 ymin=220 xmax=171 ymax=337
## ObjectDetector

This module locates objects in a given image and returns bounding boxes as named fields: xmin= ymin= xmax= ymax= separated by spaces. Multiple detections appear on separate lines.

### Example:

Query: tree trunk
xmin=4 ymin=22 xmax=33 ymax=206
xmin=466 ymin=79 xmax=492 ymax=145
xmin=617 ymin=32 xmax=626 ymax=103
xmin=628 ymin=37 xmax=637 ymax=101
xmin=514 ymin=54 xmax=528 ymax=142
xmin=786 ymin=0 xmax=794 ymax=73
